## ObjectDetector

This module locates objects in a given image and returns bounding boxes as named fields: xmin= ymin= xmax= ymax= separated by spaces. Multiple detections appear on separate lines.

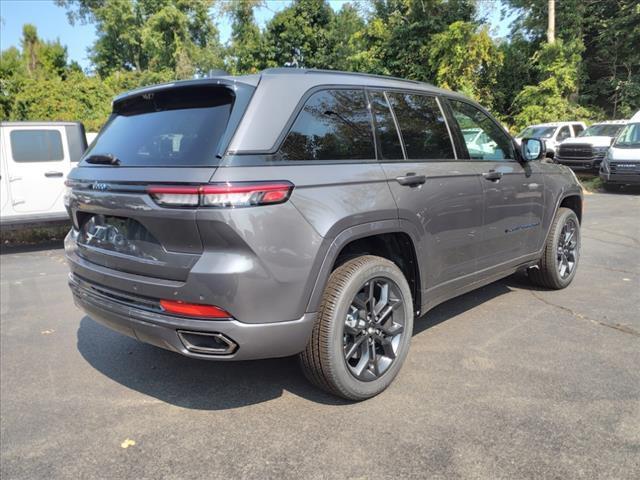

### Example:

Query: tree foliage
xmin=503 ymin=0 xmax=639 ymax=121
xmin=428 ymin=21 xmax=503 ymax=109
xmin=55 ymin=0 xmax=223 ymax=78
xmin=222 ymin=0 xmax=266 ymax=74
xmin=512 ymin=40 xmax=596 ymax=130
xmin=2 ymin=0 xmax=637 ymax=133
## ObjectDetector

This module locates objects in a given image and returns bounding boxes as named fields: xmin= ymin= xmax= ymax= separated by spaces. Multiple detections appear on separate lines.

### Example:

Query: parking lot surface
xmin=1 ymin=192 xmax=639 ymax=479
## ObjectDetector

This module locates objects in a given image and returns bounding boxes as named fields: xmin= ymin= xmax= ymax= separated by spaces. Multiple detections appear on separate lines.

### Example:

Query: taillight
xmin=147 ymin=186 xmax=200 ymax=207
xmin=200 ymin=183 xmax=292 ymax=207
xmin=160 ymin=299 xmax=231 ymax=319
xmin=147 ymin=182 xmax=294 ymax=208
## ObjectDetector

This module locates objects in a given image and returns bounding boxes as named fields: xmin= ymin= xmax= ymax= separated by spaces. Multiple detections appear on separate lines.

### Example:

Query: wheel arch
xmin=306 ymin=221 xmax=423 ymax=315
xmin=537 ymin=186 xmax=583 ymax=254
xmin=559 ymin=194 xmax=583 ymax=224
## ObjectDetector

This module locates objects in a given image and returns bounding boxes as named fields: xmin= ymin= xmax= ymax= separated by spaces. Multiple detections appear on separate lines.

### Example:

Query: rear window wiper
xmin=84 ymin=154 xmax=121 ymax=166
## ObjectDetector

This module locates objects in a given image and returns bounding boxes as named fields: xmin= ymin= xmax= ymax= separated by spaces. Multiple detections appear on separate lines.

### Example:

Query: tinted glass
xmin=580 ymin=124 xmax=624 ymax=137
xmin=613 ymin=123 xmax=640 ymax=148
xmin=449 ymin=100 xmax=513 ymax=161
xmin=557 ymin=126 xmax=571 ymax=141
xmin=369 ymin=91 xmax=403 ymax=160
xmin=518 ymin=126 xmax=556 ymax=138
xmin=10 ymin=130 xmax=64 ymax=162
xmin=84 ymin=86 xmax=234 ymax=167
xmin=572 ymin=124 xmax=585 ymax=135
xmin=279 ymin=89 xmax=375 ymax=161
xmin=387 ymin=93 xmax=454 ymax=160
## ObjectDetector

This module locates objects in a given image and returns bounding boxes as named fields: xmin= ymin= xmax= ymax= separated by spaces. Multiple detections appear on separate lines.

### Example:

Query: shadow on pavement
xmin=77 ymin=278 xmax=515 ymax=410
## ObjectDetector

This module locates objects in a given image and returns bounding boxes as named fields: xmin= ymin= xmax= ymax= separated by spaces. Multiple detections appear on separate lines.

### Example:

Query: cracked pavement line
xmin=529 ymin=290 xmax=640 ymax=338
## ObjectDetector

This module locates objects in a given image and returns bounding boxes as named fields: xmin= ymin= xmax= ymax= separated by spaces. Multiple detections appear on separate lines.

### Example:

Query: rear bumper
xmin=69 ymin=274 xmax=316 ymax=361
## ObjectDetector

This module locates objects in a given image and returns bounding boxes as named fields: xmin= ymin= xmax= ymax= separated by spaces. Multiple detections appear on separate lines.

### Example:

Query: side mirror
xmin=520 ymin=137 xmax=545 ymax=162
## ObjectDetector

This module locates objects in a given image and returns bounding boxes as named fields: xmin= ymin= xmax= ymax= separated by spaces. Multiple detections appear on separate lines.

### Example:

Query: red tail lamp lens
xmin=200 ymin=182 xmax=293 ymax=207
xmin=147 ymin=186 xmax=200 ymax=207
xmin=160 ymin=300 xmax=231 ymax=319
xmin=147 ymin=182 xmax=294 ymax=208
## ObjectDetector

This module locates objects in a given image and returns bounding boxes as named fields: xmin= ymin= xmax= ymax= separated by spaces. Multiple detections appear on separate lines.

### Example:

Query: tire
xmin=299 ymin=255 xmax=414 ymax=401
xmin=528 ymin=207 xmax=580 ymax=289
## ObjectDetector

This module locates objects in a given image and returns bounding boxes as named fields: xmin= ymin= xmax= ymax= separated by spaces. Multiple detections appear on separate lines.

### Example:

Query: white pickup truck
xmin=1 ymin=121 xmax=88 ymax=230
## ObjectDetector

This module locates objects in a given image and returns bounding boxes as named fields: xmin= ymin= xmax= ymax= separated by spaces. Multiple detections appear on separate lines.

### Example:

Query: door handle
xmin=396 ymin=173 xmax=426 ymax=186
xmin=44 ymin=171 xmax=64 ymax=178
xmin=482 ymin=170 xmax=503 ymax=181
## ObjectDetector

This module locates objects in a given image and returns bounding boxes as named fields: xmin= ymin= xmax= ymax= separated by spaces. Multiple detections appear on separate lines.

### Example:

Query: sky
xmin=0 ymin=0 xmax=513 ymax=72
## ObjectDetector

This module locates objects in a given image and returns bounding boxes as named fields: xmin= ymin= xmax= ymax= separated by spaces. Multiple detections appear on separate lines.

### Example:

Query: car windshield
xmin=83 ymin=85 xmax=235 ymax=167
xmin=518 ymin=126 xmax=556 ymax=138
xmin=613 ymin=123 xmax=640 ymax=148
xmin=579 ymin=124 xmax=625 ymax=137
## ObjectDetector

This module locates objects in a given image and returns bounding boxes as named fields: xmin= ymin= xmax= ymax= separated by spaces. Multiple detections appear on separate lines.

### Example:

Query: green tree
xmin=581 ymin=0 xmax=640 ymax=118
xmin=427 ymin=21 xmax=503 ymax=108
xmin=1 ymin=25 xmax=81 ymax=119
xmin=502 ymin=0 xmax=639 ymax=118
xmin=222 ymin=0 xmax=265 ymax=74
xmin=263 ymin=0 xmax=335 ymax=68
xmin=324 ymin=3 xmax=366 ymax=71
xmin=512 ymin=40 xmax=598 ymax=130
xmin=347 ymin=0 xmax=477 ymax=80
xmin=492 ymin=34 xmax=536 ymax=122
xmin=56 ymin=0 xmax=223 ymax=78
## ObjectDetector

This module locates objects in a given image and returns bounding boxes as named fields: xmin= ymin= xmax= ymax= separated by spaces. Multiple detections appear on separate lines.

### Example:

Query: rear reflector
xmin=160 ymin=300 xmax=231 ymax=319
xmin=147 ymin=182 xmax=293 ymax=208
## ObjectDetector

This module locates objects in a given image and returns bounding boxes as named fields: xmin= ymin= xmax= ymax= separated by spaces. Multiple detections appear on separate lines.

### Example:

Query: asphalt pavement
xmin=1 ymin=192 xmax=639 ymax=479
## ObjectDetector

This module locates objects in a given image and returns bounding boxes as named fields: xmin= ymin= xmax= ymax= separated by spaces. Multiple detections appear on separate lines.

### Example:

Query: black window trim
xmin=371 ymin=87 xmax=459 ymax=163
xmin=366 ymin=88 xmax=406 ymax=161
xmin=443 ymin=96 xmax=517 ymax=163
xmin=434 ymin=96 xmax=458 ymax=160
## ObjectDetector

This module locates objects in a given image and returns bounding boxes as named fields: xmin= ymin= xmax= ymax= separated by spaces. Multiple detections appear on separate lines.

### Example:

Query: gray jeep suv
xmin=65 ymin=69 xmax=582 ymax=400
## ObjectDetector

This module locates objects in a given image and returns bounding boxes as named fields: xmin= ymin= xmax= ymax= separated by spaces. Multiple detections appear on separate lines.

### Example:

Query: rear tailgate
xmin=66 ymin=81 xmax=255 ymax=281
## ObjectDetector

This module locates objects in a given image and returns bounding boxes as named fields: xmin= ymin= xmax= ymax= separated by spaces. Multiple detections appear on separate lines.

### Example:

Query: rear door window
xmin=386 ymin=93 xmax=455 ymax=160
xmin=557 ymin=126 xmax=571 ymax=141
xmin=368 ymin=91 xmax=404 ymax=160
xmin=10 ymin=130 xmax=64 ymax=162
xmin=84 ymin=86 xmax=235 ymax=167
xmin=279 ymin=89 xmax=375 ymax=161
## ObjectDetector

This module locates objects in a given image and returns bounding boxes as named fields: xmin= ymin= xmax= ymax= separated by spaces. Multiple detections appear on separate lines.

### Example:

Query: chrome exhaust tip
xmin=177 ymin=330 xmax=238 ymax=355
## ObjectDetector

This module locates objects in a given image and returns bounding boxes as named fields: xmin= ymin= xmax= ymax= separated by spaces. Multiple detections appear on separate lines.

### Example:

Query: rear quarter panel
xmin=208 ymin=163 xmax=398 ymax=321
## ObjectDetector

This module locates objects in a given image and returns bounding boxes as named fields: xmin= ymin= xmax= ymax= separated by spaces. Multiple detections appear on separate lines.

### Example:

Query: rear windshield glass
xmin=83 ymin=86 xmax=234 ymax=167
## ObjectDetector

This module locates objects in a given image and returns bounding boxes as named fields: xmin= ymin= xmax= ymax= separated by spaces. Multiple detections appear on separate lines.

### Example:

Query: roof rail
xmin=261 ymin=67 xmax=430 ymax=86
